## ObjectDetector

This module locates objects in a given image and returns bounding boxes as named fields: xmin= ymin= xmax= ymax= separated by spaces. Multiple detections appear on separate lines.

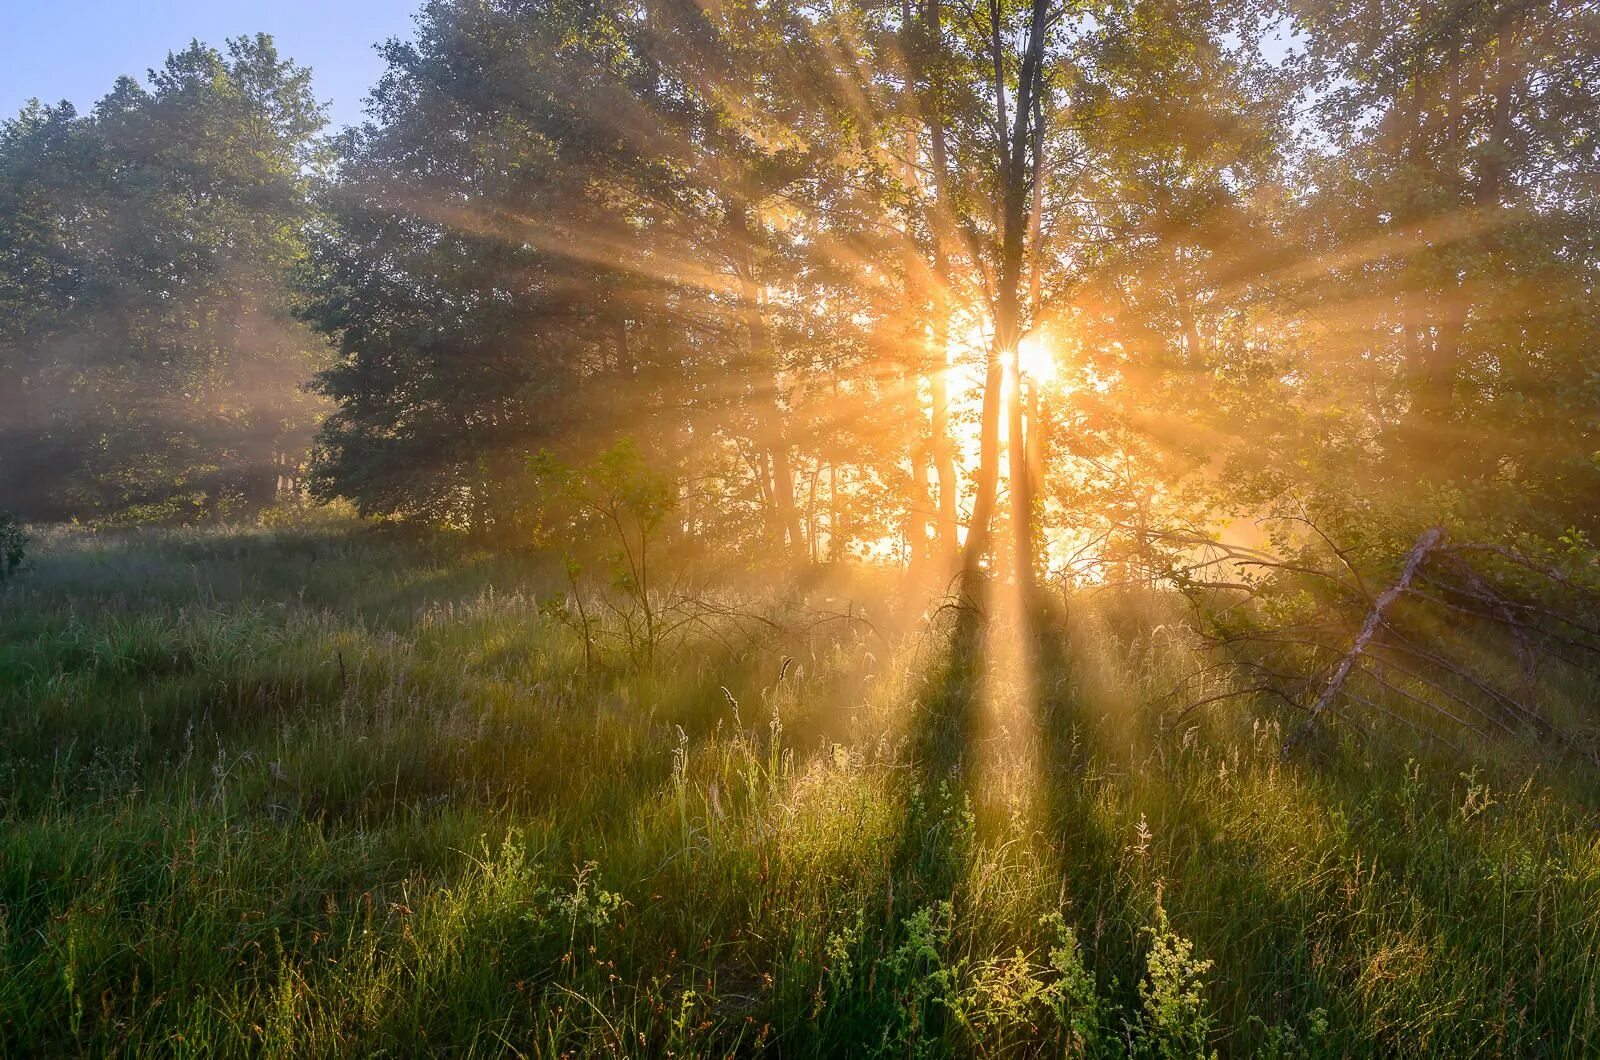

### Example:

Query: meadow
xmin=2 ymin=525 xmax=1598 ymax=1057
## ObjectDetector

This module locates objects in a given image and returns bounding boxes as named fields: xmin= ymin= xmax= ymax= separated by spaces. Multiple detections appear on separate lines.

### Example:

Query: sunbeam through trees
xmin=2 ymin=0 xmax=1600 ymax=1055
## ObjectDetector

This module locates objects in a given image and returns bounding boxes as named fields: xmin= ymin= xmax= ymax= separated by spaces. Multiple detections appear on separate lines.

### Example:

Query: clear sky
xmin=0 ymin=0 xmax=419 ymax=131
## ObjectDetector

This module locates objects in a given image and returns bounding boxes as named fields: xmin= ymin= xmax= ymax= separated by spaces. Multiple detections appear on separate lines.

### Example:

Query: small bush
xmin=1132 ymin=901 xmax=1217 ymax=1059
xmin=256 ymin=496 xmax=361 ymax=531
xmin=0 ymin=512 xmax=25 ymax=583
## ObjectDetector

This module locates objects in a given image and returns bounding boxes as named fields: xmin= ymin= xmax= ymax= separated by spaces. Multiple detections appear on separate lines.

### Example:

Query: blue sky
xmin=0 ymin=1 xmax=419 ymax=130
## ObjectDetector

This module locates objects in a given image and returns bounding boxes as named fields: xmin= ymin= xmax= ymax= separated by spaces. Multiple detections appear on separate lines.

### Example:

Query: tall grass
xmin=1 ymin=525 xmax=1596 ymax=1056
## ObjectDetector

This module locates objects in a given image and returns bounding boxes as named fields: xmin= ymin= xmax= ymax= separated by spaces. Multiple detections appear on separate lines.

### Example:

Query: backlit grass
xmin=2 ymin=526 xmax=1597 ymax=1056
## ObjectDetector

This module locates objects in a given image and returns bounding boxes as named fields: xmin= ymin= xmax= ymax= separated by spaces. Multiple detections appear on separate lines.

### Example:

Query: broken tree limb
xmin=1281 ymin=526 xmax=1447 ymax=758
xmin=1162 ymin=510 xmax=1600 ymax=762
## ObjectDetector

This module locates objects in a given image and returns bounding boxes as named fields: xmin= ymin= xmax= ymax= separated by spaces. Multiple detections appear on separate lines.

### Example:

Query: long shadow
xmin=894 ymin=581 xmax=989 ymax=902
xmin=1030 ymin=596 xmax=1374 ymax=1051
xmin=802 ymin=585 xmax=1152 ymax=1053
xmin=1101 ymin=748 xmax=1511 ymax=1055
xmin=1027 ymin=593 xmax=1160 ymax=1026
xmin=778 ymin=580 xmax=992 ymax=1056
xmin=1030 ymin=592 xmax=1600 ymax=1055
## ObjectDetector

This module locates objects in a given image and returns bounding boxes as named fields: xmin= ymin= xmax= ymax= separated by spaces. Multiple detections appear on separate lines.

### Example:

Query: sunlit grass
xmin=1 ymin=527 xmax=1597 ymax=1055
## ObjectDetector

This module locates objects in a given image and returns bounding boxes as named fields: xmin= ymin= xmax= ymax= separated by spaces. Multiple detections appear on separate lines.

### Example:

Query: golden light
xmin=942 ymin=314 xmax=992 ymax=454
xmin=1016 ymin=332 xmax=1058 ymax=384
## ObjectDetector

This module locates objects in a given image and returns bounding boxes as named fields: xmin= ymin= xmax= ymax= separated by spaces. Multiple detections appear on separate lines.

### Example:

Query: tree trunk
xmin=928 ymin=333 xmax=960 ymax=553
xmin=963 ymin=344 xmax=1007 ymax=574
xmin=769 ymin=437 xmax=804 ymax=555
xmin=898 ymin=21 xmax=936 ymax=576
xmin=1013 ymin=76 xmax=1049 ymax=593
xmin=907 ymin=444 xmax=935 ymax=573
xmin=1172 ymin=247 xmax=1203 ymax=368
xmin=1007 ymin=357 xmax=1032 ymax=591
xmin=910 ymin=0 xmax=962 ymax=565
xmin=731 ymin=205 xmax=805 ymax=557
xmin=963 ymin=0 xmax=1048 ymax=583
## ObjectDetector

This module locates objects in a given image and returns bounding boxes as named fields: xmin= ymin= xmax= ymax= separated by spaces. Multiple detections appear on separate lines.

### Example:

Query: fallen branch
xmin=1157 ymin=511 xmax=1600 ymax=763
xmin=1281 ymin=526 xmax=1446 ymax=758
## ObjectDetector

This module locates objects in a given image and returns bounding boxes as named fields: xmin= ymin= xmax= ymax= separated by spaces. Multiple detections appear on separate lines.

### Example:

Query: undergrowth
xmin=1 ymin=526 xmax=1597 ymax=1056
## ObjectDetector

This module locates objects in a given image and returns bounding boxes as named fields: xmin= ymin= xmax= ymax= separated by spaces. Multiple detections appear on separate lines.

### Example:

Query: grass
xmin=1 ymin=524 xmax=1598 ymax=1056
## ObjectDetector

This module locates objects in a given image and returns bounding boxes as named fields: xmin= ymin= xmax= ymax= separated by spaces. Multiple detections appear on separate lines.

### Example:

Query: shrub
xmin=0 ymin=512 xmax=25 ymax=584
xmin=256 ymin=496 xmax=361 ymax=531
xmin=1132 ymin=901 xmax=1217 ymax=1059
xmin=529 ymin=439 xmax=678 ymax=668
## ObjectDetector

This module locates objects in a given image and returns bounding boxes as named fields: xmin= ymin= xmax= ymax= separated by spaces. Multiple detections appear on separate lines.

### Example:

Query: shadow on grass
xmin=892 ymin=578 xmax=994 ymax=905
xmin=1030 ymin=592 xmax=1600 ymax=1055
xmin=1025 ymin=594 xmax=1159 ymax=1029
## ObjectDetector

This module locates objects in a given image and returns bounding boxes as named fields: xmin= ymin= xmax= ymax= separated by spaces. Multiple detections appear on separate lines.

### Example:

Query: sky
xmin=0 ymin=0 xmax=419 ymax=131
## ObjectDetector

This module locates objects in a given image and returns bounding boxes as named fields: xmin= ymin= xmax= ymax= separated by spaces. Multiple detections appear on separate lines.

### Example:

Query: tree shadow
xmin=1029 ymin=592 xmax=1600 ymax=1054
xmin=889 ymin=582 xmax=990 ymax=901
xmin=1026 ymin=593 xmax=1159 ymax=1020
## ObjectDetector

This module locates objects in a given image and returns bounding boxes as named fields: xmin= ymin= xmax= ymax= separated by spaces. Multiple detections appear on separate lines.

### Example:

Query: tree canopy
xmin=0 ymin=35 xmax=328 ymax=522
xmin=1 ymin=2 xmax=1597 ymax=577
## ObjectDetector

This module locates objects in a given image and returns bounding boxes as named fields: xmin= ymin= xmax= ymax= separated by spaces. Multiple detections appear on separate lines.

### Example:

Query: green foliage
xmin=286 ymin=0 xmax=1600 ymax=568
xmin=301 ymin=0 xmax=695 ymax=531
xmin=0 ymin=35 xmax=329 ymax=524
xmin=529 ymin=438 xmax=678 ymax=560
xmin=255 ymin=496 xmax=363 ymax=532
xmin=1131 ymin=901 xmax=1216 ymax=1059
xmin=0 ymin=512 xmax=23 ymax=583
xmin=4 ymin=0 xmax=1595 ymax=559
xmin=1 ymin=527 xmax=1599 ymax=1054
xmin=530 ymin=439 xmax=681 ymax=667
xmin=815 ymin=899 xmax=1104 ymax=1057
xmin=298 ymin=0 xmax=927 ymax=554
xmin=3 ymin=2 xmax=1600 ymax=1046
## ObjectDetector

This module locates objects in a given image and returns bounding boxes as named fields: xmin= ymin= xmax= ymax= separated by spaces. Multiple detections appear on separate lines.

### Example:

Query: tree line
xmin=3 ymin=0 xmax=1597 ymax=579
xmin=0 ymin=36 xmax=328 ymax=522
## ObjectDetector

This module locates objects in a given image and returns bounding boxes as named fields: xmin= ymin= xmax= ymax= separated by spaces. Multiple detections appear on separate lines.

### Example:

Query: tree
xmin=294 ymin=0 xmax=1600 ymax=582
xmin=306 ymin=0 xmax=902 ymax=556
xmin=1281 ymin=0 xmax=1600 ymax=532
xmin=1036 ymin=0 xmax=1302 ymax=573
xmin=913 ymin=0 xmax=1061 ymax=584
xmin=0 ymin=35 xmax=329 ymax=523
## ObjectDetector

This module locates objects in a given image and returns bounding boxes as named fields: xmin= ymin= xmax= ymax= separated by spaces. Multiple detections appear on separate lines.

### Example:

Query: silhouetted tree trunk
xmin=965 ymin=0 xmax=1050 ymax=586
xmin=908 ymin=0 xmax=962 ymax=565
xmin=731 ymin=206 xmax=806 ymax=558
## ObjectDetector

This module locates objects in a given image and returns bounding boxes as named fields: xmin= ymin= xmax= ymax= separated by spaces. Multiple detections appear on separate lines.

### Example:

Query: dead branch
xmin=1146 ymin=508 xmax=1600 ymax=765
xmin=1281 ymin=526 xmax=1447 ymax=757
